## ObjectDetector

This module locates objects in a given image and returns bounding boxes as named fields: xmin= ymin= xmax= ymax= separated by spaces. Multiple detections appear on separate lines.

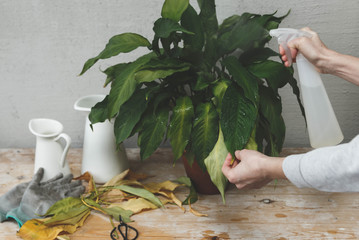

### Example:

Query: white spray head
xmin=269 ymin=28 xmax=312 ymax=66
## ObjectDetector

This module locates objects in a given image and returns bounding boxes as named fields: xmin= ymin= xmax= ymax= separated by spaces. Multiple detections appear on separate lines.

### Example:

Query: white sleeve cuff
xmin=282 ymin=153 xmax=313 ymax=188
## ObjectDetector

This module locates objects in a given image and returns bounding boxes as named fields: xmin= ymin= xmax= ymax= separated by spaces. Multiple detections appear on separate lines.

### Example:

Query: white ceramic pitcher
xmin=29 ymin=118 xmax=72 ymax=181
xmin=74 ymin=95 xmax=129 ymax=184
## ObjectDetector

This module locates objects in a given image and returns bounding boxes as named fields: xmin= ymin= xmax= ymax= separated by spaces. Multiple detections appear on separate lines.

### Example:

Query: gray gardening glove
xmin=0 ymin=181 xmax=29 ymax=222
xmin=6 ymin=168 xmax=85 ymax=227
xmin=0 ymin=169 xmax=64 ymax=222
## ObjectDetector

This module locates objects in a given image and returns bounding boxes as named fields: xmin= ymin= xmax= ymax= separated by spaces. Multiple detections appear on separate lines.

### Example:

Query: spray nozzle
xmin=269 ymin=28 xmax=312 ymax=66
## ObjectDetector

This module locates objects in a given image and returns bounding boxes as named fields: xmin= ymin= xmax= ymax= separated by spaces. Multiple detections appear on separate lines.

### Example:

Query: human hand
xmin=279 ymin=27 xmax=330 ymax=73
xmin=221 ymin=150 xmax=285 ymax=190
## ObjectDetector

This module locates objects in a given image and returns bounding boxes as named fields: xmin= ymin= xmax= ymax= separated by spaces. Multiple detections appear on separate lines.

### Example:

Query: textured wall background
xmin=1 ymin=0 xmax=358 ymax=148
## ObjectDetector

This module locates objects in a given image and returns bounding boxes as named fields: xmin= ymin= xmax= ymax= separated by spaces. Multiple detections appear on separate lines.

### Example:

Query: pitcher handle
xmin=54 ymin=133 xmax=71 ymax=168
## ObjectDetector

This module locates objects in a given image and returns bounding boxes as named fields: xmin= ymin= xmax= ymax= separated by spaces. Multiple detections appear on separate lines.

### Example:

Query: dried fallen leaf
xmin=126 ymin=169 xmax=150 ymax=181
xmin=116 ymin=185 xmax=163 ymax=208
xmin=188 ymin=199 xmax=207 ymax=217
xmin=103 ymin=169 xmax=130 ymax=186
xmin=110 ymin=198 xmax=158 ymax=214
xmin=17 ymin=208 xmax=90 ymax=240
xmin=74 ymin=172 xmax=95 ymax=193
xmin=159 ymin=191 xmax=184 ymax=211
xmin=144 ymin=180 xmax=182 ymax=193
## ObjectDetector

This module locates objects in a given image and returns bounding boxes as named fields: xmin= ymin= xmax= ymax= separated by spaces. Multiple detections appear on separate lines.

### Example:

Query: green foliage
xmin=80 ymin=0 xmax=305 ymax=200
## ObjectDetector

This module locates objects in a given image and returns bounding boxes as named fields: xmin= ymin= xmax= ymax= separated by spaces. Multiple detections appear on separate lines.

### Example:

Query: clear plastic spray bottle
xmin=269 ymin=28 xmax=343 ymax=148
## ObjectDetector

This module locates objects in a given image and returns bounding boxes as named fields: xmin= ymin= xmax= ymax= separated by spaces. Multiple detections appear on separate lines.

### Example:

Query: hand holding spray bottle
xmin=269 ymin=28 xmax=343 ymax=148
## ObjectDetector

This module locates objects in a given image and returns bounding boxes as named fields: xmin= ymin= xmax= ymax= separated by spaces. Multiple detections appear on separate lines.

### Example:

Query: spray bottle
xmin=269 ymin=28 xmax=343 ymax=148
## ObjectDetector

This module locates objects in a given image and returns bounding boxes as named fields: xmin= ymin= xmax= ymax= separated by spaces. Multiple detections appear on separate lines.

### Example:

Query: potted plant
xmin=79 ymin=0 xmax=304 ymax=201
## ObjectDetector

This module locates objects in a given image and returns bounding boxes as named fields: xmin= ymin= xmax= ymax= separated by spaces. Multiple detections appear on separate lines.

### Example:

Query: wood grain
xmin=1 ymin=148 xmax=358 ymax=240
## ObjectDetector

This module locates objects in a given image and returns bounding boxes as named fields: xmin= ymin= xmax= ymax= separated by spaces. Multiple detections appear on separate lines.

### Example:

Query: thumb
xmin=222 ymin=153 xmax=233 ymax=177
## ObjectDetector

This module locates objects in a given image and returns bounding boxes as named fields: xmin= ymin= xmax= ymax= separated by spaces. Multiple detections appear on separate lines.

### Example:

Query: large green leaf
xmin=259 ymin=86 xmax=285 ymax=155
xmin=88 ymin=95 xmax=110 ymax=124
xmin=168 ymin=96 xmax=194 ymax=161
xmin=137 ymin=107 xmax=169 ymax=160
xmin=114 ymin=89 xmax=148 ymax=144
xmin=218 ymin=19 xmax=266 ymax=54
xmin=220 ymin=84 xmax=257 ymax=155
xmin=239 ymin=47 xmax=279 ymax=65
xmin=248 ymin=60 xmax=292 ymax=91
xmin=153 ymin=18 xmax=193 ymax=38
xmin=181 ymin=4 xmax=204 ymax=50
xmin=107 ymin=53 xmax=154 ymax=118
xmin=222 ymin=56 xmax=259 ymax=104
xmin=135 ymin=58 xmax=191 ymax=83
xmin=80 ymin=33 xmax=151 ymax=75
xmin=218 ymin=14 xmax=241 ymax=35
xmin=192 ymin=71 xmax=215 ymax=91
xmin=198 ymin=0 xmax=218 ymax=37
xmin=191 ymin=102 xmax=219 ymax=170
xmin=161 ymin=0 xmax=189 ymax=22
xmin=103 ymin=63 xmax=127 ymax=87
xmin=198 ymin=0 xmax=218 ymax=66
xmin=263 ymin=10 xmax=290 ymax=31
xmin=204 ymin=128 xmax=228 ymax=203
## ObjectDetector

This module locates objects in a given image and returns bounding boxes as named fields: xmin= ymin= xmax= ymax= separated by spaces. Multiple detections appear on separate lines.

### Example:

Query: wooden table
xmin=1 ymin=148 xmax=359 ymax=240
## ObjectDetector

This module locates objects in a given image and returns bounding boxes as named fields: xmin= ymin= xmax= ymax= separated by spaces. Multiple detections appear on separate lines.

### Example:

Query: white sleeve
xmin=282 ymin=135 xmax=359 ymax=192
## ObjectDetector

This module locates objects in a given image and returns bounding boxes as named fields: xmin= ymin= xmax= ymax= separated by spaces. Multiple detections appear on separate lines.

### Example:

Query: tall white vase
xmin=74 ymin=95 xmax=129 ymax=184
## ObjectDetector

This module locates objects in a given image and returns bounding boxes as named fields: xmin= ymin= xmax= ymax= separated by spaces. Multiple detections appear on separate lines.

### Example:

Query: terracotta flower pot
xmin=182 ymin=154 xmax=220 ymax=195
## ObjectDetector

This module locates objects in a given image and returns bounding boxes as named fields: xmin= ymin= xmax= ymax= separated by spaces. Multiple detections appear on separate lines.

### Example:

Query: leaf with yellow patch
xmin=204 ymin=128 xmax=228 ymax=203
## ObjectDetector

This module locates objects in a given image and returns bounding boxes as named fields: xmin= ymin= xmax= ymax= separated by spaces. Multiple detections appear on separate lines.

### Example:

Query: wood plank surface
xmin=1 ymin=148 xmax=359 ymax=240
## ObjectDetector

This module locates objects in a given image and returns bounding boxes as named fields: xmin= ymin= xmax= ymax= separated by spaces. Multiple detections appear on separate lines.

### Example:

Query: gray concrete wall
xmin=1 ymin=0 xmax=358 ymax=148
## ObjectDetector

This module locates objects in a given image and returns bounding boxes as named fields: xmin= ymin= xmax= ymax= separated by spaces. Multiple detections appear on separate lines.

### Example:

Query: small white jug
xmin=29 ymin=118 xmax=72 ymax=181
xmin=74 ymin=95 xmax=129 ymax=184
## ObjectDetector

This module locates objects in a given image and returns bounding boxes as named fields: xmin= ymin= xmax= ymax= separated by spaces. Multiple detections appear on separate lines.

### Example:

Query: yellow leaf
xmin=110 ymin=198 xmax=158 ymax=214
xmin=126 ymin=170 xmax=150 ymax=181
xmin=99 ymin=188 xmax=126 ymax=203
xmin=99 ymin=180 xmax=144 ymax=203
xmin=103 ymin=169 xmax=130 ymax=186
xmin=17 ymin=210 xmax=90 ymax=240
xmin=144 ymin=180 xmax=182 ymax=193
xmin=188 ymin=199 xmax=207 ymax=217
xmin=158 ymin=191 xmax=185 ymax=212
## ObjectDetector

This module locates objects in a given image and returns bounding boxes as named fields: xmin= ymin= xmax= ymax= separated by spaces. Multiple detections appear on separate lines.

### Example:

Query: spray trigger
xmin=269 ymin=28 xmax=312 ymax=66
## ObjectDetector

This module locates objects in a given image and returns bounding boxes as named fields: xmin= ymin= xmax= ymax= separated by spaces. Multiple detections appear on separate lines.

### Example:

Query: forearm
xmin=318 ymin=49 xmax=359 ymax=86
